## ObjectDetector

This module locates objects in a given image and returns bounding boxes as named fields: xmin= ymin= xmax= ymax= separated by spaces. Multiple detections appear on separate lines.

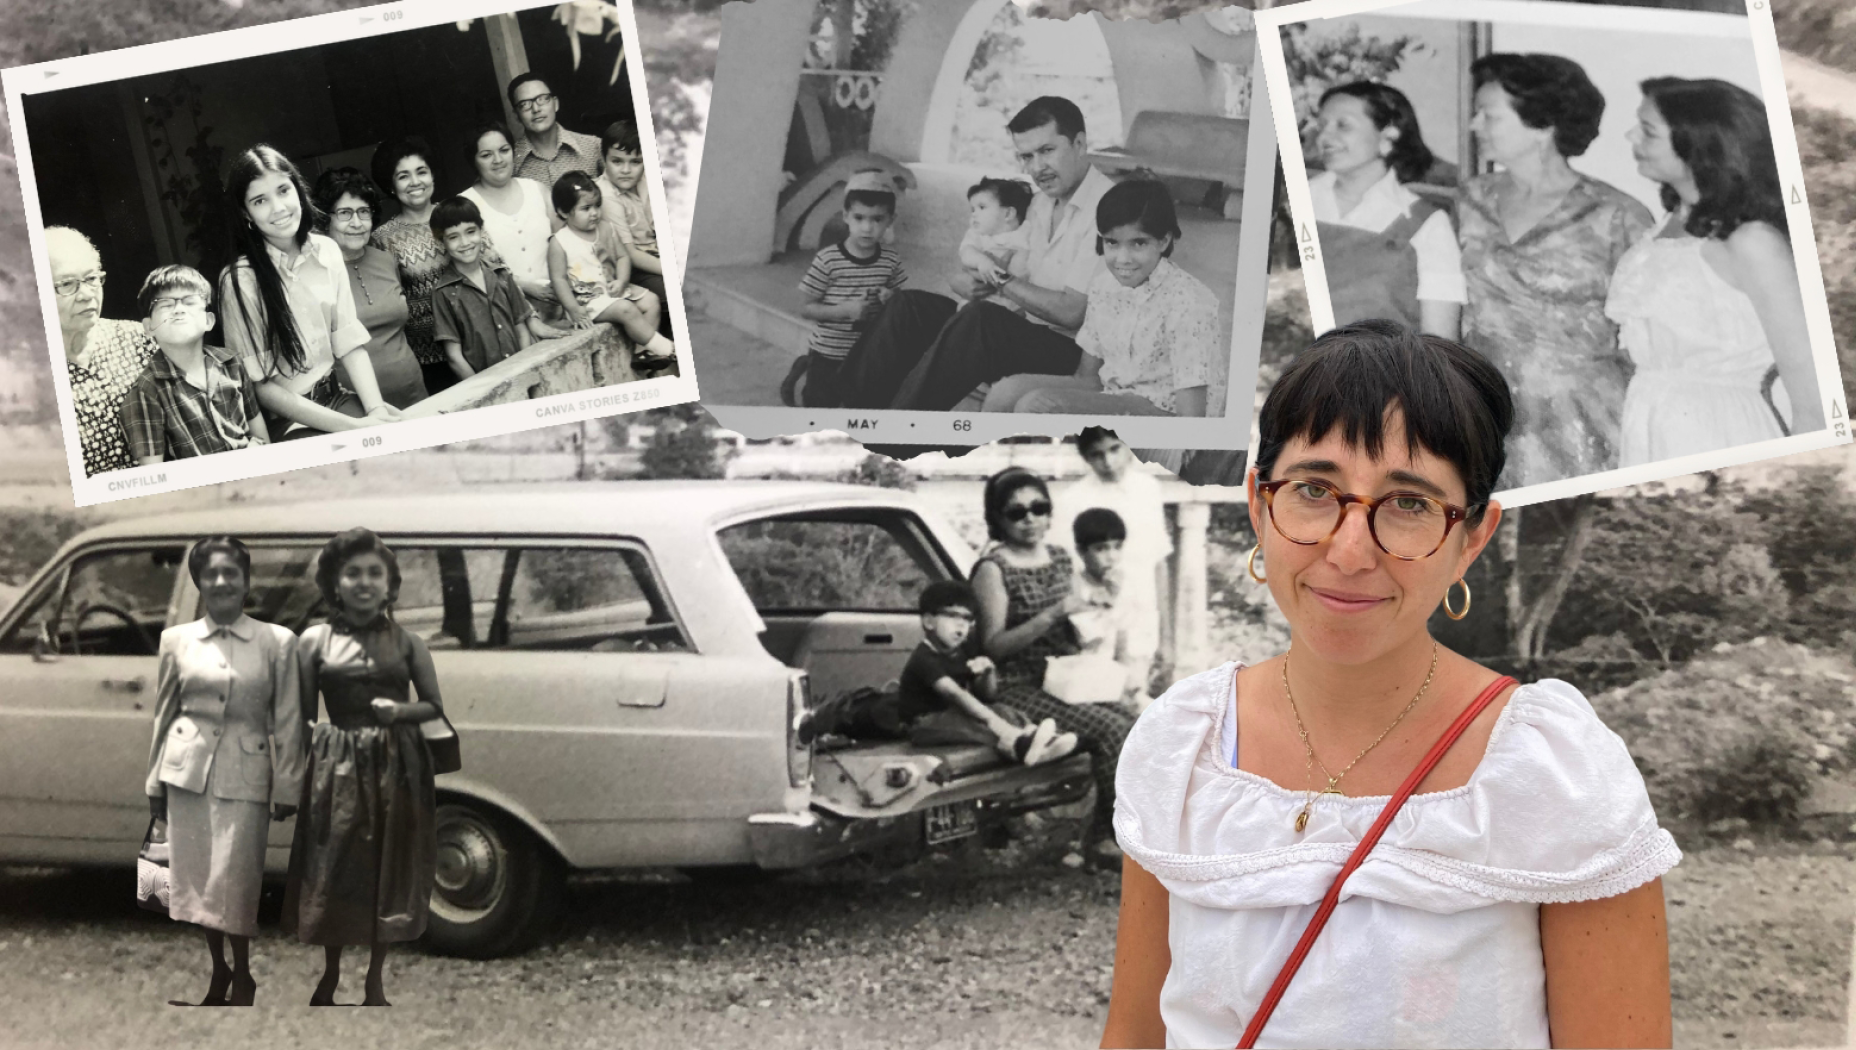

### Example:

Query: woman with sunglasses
xmin=1100 ymin=320 xmax=1678 ymax=1049
xmin=971 ymin=468 xmax=1136 ymax=867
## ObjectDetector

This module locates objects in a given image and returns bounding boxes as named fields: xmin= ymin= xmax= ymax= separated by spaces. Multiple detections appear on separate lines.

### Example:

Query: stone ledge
xmin=401 ymin=324 xmax=646 ymax=417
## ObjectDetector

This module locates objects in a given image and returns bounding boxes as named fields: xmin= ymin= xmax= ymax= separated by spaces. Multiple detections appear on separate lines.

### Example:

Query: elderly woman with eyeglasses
xmin=1101 ymin=321 xmax=1679 ymax=1050
xmin=43 ymin=225 xmax=159 ymax=476
xmin=312 ymin=168 xmax=428 ymax=409
xmin=970 ymin=467 xmax=1136 ymax=868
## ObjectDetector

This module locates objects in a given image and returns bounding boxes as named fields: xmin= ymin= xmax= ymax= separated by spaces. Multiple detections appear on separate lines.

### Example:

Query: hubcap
xmin=430 ymin=807 xmax=507 ymax=920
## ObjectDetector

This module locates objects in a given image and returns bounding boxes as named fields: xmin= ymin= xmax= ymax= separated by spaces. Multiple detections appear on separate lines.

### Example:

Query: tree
xmin=1500 ymin=495 xmax=1599 ymax=670
xmin=636 ymin=405 xmax=733 ymax=479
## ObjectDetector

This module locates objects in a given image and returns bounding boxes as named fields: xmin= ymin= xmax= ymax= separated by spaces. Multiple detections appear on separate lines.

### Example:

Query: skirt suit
xmin=145 ymin=614 xmax=306 ymax=936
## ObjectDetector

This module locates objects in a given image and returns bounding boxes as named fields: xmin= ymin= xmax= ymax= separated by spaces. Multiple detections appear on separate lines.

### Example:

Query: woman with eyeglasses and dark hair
xmin=1309 ymin=82 xmax=1465 ymax=339
xmin=970 ymin=468 xmax=1136 ymax=866
xmin=1459 ymin=53 xmax=1655 ymax=489
xmin=1101 ymin=321 xmax=1678 ymax=1049
xmin=217 ymin=144 xmax=401 ymax=438
xmin=311 ymin=167 xmax=427 ymax=410
xmin=1609 ymin=76 xmax=1824 ymax=464
xmin=44 ymin=226 xmax=159 ymax=476
xmin=145 ymin=537 xmax=305 ymax=1006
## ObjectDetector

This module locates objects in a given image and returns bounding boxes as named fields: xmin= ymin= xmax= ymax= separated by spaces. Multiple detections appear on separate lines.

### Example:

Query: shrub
xmin=1591 ymin=640 xmax=1856 ymax=830
xmin=0 ymin=507 xmax=94 ymax=586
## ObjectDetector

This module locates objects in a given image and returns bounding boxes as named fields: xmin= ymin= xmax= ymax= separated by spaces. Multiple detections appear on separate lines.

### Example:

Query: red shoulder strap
xmin=1236 ymin=674 xmax=1518 ymax=1049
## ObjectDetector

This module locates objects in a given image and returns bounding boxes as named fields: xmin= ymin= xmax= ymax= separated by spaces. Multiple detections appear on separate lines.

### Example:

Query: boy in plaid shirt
xmin=785 ymin=170 xmax=907 ymax=408
xmin=121 ymin=265 xmax=268 ymax=464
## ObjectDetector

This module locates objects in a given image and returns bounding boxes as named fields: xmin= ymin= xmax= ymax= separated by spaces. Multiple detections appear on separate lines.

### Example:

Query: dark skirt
xmin=284 ymin=721 xmax=436 ymax=945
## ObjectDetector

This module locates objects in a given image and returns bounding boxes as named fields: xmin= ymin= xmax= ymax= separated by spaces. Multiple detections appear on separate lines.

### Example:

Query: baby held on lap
xmin=959 ymin=178 xmax=1034 ymax=314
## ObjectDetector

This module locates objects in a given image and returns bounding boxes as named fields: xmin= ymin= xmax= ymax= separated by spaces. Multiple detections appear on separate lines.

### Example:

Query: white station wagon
xmin=0 ymin=482 xmax=1093 ymax=957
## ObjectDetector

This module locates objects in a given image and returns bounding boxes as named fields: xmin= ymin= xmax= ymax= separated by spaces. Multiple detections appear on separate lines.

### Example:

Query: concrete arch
xmin=869 ymin=0 xmax=1004 ymax=164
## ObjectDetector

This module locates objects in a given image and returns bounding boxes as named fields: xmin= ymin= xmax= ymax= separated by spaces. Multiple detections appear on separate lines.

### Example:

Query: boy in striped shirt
xmin=788 ymin=171 xmax=906 ymax=407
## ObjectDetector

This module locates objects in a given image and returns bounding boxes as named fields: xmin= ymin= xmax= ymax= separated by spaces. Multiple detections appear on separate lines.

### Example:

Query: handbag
xmin=352 ymin=616 xmax=463 ymax=776
xmin=1236 ymin=675 xmax=1518 ymax=1049
xmin=421 ymin=710 xmax=463 ymax=775
xmin=1042 ymin=652 xmax=1131 ymax=705
xmin=135 ymin=816 xmax=171 ymax=915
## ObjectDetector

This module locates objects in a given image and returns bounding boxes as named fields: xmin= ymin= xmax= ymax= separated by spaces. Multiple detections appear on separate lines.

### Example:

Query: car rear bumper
xmin=745 ymin=755 xmax=1094 ymax=870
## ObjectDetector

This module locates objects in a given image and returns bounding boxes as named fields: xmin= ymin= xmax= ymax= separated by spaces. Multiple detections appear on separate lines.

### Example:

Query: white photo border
xmin=1254 ymin=0 xmax=1851 ymax=509
xmin=2 ymin=0 xmax=700 ymax=509
xmin=689 ymin=34 xmax=1280 ymax=454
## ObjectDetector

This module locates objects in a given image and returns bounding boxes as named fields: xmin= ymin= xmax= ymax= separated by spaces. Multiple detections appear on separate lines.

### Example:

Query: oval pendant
xmin=1294 ymin=810 xmax=1309 ymax=833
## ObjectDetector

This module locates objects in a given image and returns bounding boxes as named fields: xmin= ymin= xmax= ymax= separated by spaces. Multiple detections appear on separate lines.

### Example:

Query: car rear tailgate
xmin=809 ymin=742 xmax=1093 ymax=819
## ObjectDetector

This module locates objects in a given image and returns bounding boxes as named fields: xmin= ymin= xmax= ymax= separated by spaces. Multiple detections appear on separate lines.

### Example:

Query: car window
xmin=0 ymin=545 xmax=184 ymax=657
xmin=237 ymin=544 xmax=508 ymax=650
xmin=500 ymin=546 xmax=687 ymax=652
xmin=716 ymin=516 xmax=936 ymax=612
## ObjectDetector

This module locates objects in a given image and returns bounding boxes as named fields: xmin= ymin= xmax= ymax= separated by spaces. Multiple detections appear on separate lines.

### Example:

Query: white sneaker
xmin=1022 ymin=719 xmax=1079 ymax=766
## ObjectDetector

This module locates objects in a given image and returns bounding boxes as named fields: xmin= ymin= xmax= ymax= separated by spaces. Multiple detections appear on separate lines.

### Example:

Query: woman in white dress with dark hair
xmin=1608 ymin=76 xmax=1823 ymax=465
xmin=1100 ymin=321 xmax=1679 ymax=1049
xmin=1307 ymin=81 xmax=1465 ymax=339
xmin=459 ymin=121 xmax=565 ymax=325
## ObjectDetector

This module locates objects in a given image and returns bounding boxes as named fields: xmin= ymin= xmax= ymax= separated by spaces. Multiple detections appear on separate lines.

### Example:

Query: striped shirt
xmin=120 ymin=345 xmax=261 ymax=462
xmin=800 ymin=243 xmax=906 ymax=359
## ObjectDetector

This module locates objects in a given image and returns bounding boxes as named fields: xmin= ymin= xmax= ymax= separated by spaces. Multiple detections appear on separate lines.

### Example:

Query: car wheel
xmin=424 ymin=801 xmax=563 ymax=959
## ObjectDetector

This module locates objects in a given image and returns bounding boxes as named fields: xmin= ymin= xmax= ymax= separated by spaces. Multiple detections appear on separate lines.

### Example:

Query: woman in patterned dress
xmin=44 ymin=225 xmax=158 ymax=476
xmin=1457 ymin=53 xmax=1654 ymax=489
xmin=369 ymin=137 xmax=500 ymax=397
xmin=969 ymin=468 xmax=1135 ymax=864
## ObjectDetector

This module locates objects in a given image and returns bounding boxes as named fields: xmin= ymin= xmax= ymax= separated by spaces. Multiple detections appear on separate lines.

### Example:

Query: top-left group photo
xmin=2 ymin=0 xmax=697 ymax=507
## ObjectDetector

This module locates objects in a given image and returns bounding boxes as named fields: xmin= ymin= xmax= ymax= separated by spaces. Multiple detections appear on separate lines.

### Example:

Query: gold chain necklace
xmin=1282 ymin=641 xmax=1439 ymax=833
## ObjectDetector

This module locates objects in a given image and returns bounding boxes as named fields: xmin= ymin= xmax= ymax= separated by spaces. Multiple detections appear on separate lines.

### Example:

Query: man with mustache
xmin=837 ymin=96 xmax=1114 ymax=412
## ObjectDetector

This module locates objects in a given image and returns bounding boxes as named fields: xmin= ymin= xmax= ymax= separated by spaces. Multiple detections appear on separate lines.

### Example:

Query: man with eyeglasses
xmin=44 ymin=225 xmax=157 ymax=476
xmin=507 ymin=72 xmax=603 ymax=190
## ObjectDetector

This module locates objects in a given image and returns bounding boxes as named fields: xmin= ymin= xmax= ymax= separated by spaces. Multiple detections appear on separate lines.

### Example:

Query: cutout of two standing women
xmin=144 ymin=529 xmax=447 ymax=1006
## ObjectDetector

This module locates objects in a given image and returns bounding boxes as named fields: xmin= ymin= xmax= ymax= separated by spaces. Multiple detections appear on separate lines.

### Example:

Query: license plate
xmin=924 ymin=801 xmax=979 ymax=845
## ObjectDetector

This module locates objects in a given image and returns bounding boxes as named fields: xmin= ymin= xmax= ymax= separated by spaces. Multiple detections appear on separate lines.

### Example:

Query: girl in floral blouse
xmin=982 ymin=179 xmax=1218 ymax=417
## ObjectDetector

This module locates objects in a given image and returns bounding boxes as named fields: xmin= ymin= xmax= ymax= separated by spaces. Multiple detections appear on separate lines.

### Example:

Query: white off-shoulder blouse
xmin=1113 ymin=662 xmax=1680 ymax=1049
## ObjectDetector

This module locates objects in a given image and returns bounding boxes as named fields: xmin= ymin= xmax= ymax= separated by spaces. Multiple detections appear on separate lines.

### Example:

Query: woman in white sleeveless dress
xmin=458 ymin=121 xmax=564 ymax=325
xmin=1608 ymin=77 xmax=1823 ymax=466
xmin=1101 ymin=321 xmax=1679 ymax=1049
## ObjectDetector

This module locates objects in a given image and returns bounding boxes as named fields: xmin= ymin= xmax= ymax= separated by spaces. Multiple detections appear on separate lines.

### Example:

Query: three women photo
xmin=144 ymin=530 xmax=449 ymax=1006
xmin=1300 ymin=47 xmax=1824 ymax=490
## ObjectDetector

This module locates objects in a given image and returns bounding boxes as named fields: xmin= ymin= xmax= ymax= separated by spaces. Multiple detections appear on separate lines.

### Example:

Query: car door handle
xmin=862 ymin=633 xmax=894 ymax=645
xmin=101 ymin=677 xmax=147 ymax=694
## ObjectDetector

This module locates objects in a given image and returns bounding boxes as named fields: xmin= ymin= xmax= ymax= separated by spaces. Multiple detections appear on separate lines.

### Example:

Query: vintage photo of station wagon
xmin=0 ymin=481 xmax=1094 ymax=957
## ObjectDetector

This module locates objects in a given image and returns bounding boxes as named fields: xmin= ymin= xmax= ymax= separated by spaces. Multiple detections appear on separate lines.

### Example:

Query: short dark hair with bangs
xmin=1254 ymin=320 xmax=1514 ymax=523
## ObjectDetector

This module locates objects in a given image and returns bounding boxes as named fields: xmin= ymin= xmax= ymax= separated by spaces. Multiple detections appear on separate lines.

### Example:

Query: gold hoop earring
xmin=1247 ymin=542 xmax=1267 ymax=584
xmin=1443 ymin=578 xmax=1471 ymax=621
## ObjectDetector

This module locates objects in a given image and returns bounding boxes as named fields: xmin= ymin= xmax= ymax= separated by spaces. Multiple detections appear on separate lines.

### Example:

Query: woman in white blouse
xmin=459 ymin=121 xmax=565 ymax=325
xmin=217 ymin=144 xmax=400 ymax=438
xmin=1101 ymin=320 xmax=1677 ymax=1049
xmin=1309 ymin=82 xmax=1466 ymax=340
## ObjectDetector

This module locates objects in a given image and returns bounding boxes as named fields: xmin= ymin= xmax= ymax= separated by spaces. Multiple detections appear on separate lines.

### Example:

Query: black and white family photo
xmin=1270 ymin=0 xmax=1839 ymax=493
xmin=12 ymin=0 xmax=682 ymax=489
xmin=682 ymin=0 xmax=1272 ymax=441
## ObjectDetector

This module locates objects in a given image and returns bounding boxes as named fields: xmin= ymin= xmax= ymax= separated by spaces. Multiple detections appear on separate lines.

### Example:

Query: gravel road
xmin=0 ymin=831 xmax=1847 ymax=1050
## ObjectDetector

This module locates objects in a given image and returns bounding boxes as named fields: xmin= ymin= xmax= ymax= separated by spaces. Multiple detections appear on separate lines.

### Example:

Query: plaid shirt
xmin=121 ymin=345 xmax=262 ymax=461
xmin=514 ymin=126 xmax=603 ymax=192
